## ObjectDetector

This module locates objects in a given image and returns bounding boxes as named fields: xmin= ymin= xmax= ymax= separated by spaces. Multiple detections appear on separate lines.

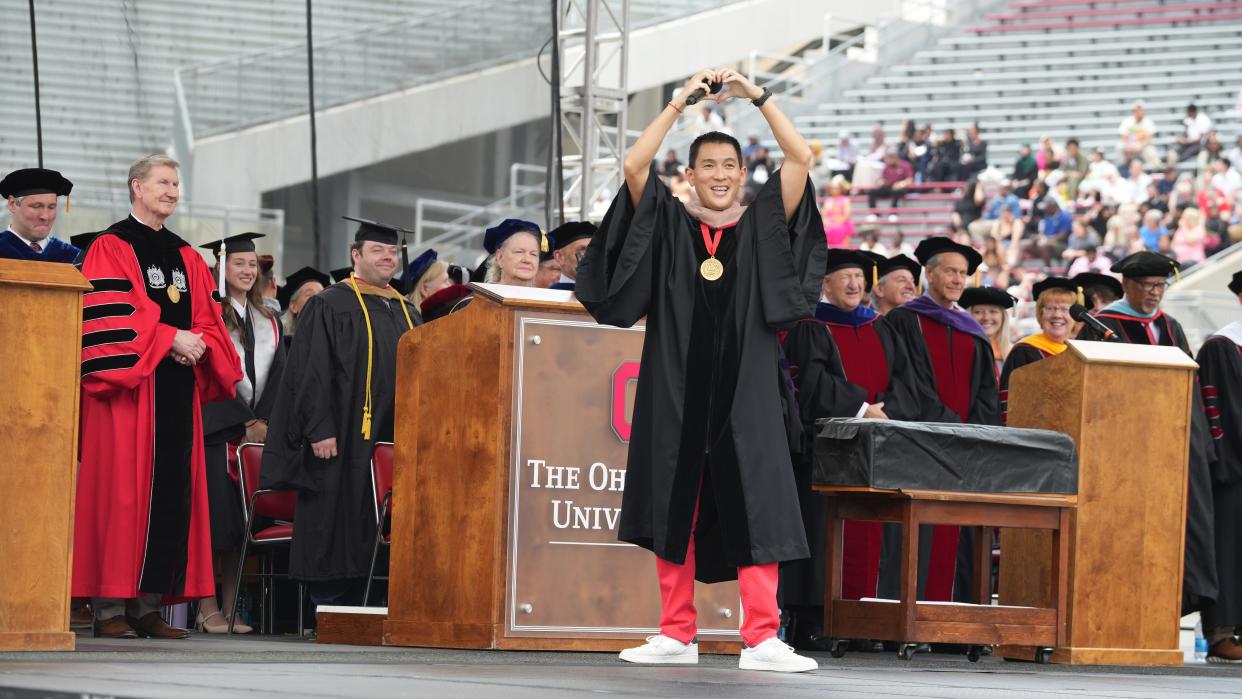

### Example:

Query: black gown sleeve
xmin=874 ymin=318 xmax=924 ymax=422
xmin=750 ymin=171 xmax=827 ymax=329
xmin=782 ymin=320 xmax=867 ymax=425
xmin=884 ymin=307 xmax=962 ymax=423
xmin=1198 ymin=336 xmax=1242 ymax=484
xmin=999 ymin=343 xmax=1045 ymax=426
xmin=575 ymin=164 xmax=666 ymax=328
xmin=968 ymin=336 xmax=1002 ymax=426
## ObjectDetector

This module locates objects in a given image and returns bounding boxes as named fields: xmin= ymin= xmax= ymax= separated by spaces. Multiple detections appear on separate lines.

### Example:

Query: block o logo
xmin=611 ymin=361 xmax=640 ymax=443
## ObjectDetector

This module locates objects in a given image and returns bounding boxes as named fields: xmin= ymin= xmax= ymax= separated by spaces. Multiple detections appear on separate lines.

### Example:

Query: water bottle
xmin=1194 ymin=619 xmax=1208 ymax=662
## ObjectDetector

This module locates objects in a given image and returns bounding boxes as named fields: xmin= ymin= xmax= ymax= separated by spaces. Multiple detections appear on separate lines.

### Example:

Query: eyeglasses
xmin=1131 ymin=280 xmax=1170 ymax=294
xmin=1041 ymin=305 xmax=1072 ymax=315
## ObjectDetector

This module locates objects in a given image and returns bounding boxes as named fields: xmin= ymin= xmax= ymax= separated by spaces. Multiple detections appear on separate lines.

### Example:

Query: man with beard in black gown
xmin=261 ymin=220 xmax=419 ymax=610
xmin=1078 ymin=251 xmax=1218 ymax=619
xmin=779 ymin=249 xmax=926 ymax=651
xmin=577 ymin=67 xmax=825 ymax=672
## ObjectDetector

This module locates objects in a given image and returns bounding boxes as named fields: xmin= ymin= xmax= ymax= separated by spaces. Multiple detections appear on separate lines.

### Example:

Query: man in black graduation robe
xmin=1078 ymin=251 xmax=1218 ymax=616
xmin=261 ymin=220 xmax=419 ymax=607
xmin=577 ymin=67 xmax=824 ymax=671
xmin=1196 ymin=271 xmax=1242 ymax=662
xmin=884 ymin=237 xmax=1000 ymax=604
xmin=779 ymin=250 xmax=924 ymax=650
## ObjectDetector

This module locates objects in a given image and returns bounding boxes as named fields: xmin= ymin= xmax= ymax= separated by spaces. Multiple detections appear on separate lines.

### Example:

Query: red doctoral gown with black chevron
xmin=73 ymin=216 xmax=241 ymax=601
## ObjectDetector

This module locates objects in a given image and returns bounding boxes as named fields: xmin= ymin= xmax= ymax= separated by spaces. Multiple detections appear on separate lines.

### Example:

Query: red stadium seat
xmin=362 ymin=442 xmax=395 ymax=607
xmin=228 ymin=442 xmax=305 ymax=636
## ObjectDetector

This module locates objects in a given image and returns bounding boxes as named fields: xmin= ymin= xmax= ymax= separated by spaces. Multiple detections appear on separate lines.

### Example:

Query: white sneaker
xmin=738 ymin=637 xmax=818 ymax=673
xmin=618 ymin=635 xmax=699 ymax=664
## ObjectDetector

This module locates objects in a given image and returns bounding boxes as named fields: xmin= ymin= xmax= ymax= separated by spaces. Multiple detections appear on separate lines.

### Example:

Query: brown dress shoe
xmin=1208 ymin=637 xmax=1242 ymax=663
xmin=93 ymin=615 xmax=138 ymax=639
xmin=126 ymin=612 xmax=190 ymax=640
xmin=71 ymin=602 xmax=94 ymax=629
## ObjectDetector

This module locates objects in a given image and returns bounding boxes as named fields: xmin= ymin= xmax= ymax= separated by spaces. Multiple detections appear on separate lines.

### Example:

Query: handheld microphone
xmin=684 ymin=81 xmax=723 ymax=106
xmin=1069 ymin=303 xmax=1117 ymax=341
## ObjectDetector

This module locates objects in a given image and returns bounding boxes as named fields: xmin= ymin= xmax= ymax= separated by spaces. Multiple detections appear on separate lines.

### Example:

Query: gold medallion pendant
xmin=700 ymin=256 xmax=724 ymax=281
xmin=167 ymin=286 xmax=181 ymax=303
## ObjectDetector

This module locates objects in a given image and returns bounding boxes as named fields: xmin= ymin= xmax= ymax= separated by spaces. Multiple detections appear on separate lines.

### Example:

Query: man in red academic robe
xmin=884 ymin=237 xmax=1000 ymax=603
xmin=74 ymin=155 xmax=241 ymax=639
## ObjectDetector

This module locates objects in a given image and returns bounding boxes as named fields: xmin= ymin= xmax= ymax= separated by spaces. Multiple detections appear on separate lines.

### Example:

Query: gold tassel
xmin=361 ymin=408 xmax=372 ymax=441
xmin=1173 ymin=265 xmax=1181 ymax=283
xmin=872 ymin=264 xmax=879 ymax=288
xmin=65 ymin=193 xmax=71 ymax=213
xmin=1077 ymin=286 xmax=1085 ymax=307
xmin=975 ymin=269 xmax=981 ymax=287
xmin=540 ymin=231 xmax=549 ymax=254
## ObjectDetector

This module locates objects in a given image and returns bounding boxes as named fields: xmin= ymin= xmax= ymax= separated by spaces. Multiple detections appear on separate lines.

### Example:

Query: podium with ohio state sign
xmin=381 ymin=283 xmax=742 ymax=652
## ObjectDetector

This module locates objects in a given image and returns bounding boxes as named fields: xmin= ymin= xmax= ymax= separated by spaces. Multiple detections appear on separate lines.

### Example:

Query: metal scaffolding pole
xmin=556 ymin=0 xmax=629 ymax=224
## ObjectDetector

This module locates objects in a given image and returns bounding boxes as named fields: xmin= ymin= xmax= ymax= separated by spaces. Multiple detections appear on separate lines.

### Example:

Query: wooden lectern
xmin=383 ymin=284 xmax=741 ymax=652
xmin=998 ymin=340 xmax=1198 ymax=666
xmin=0 ymin=259 xmax=91 ymax=651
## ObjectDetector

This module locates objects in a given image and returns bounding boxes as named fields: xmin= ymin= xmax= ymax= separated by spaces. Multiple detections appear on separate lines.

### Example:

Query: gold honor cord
xmin=349 ymin=273 xmax=416 ymax=440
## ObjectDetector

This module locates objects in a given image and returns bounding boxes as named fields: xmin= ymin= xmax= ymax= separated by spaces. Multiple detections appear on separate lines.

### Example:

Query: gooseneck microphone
xmin=1070 ymin=303 xmax=1117 ymax=341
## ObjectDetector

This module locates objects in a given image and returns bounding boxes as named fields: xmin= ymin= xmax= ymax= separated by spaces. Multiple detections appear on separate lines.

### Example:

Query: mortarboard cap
xmin=1031 ymin=276 xmax=1079 ymax=301
xmin=826 ymin=249 xmax=878 ymax=291
xmin=1071 ymin=272 xmax=1123 ymax=310
xmin=1230 ymin=271 xmax=1242 ymax=295
xmin=277 ymin=266 xmax=331 ymax=309
xmin=549 ymin=221 xmax=596 ymax=251
xmin=343 ymin=215 xmax=404 ymax=246
xmin=0 ymin=168 xmax=73 ymax=199
xmin=914 ymin=236 xmax=983 ymax=275
xmin=484 ymin=218 xmax=545 ymax=255
xmin=1110 ymin=251 xmax=1179 ymax=279
xmin=880 ymin=253 xmax=921 ymax=279
xmin=198 ymin=232 xmax=265 ymax=257
xmin=407 ymin=249 xmax=439 ymax=287
xmin=330 ymin=267 xmax=352 ymax=283
xmin=958 ymin=286 xmax=1016 ymax=310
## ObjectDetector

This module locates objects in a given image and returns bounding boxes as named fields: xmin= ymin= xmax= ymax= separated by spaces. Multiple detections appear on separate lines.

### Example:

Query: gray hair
xmin=127 ymin=154 xmax=180 ymax=202
xmin=924 ymin=253 xmax=947 ymax=271
xmin=484 ymin=253 xmax=502 ymax=283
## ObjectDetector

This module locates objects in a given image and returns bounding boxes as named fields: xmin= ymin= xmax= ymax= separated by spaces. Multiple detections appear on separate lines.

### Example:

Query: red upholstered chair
xmin=362 ymin=442 xmax=395 ymax=606
xmin=229 ymin=443 xmax=305 ymax=635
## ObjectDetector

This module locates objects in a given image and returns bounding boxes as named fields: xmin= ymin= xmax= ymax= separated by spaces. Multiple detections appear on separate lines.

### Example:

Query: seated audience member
xmin=658 ymin=149 xmax=683 ymax=178
xmin=1063 ymin=220 xmax=1102 ymax=262
xmin=1010 ymin=143 xmax=1038 ymax=198
xmin=1111 ymin=159 xmax=1152 ymax=206
xmin=1000 ymin=277 xmax=1077 ymax=423
xmin=484 ymin=219 xmax=546 ymax=287
xmin=1059 ymin=138 xmax=1088 ymax=201
xmin=928 ymin=128 xmax=962 ymax=182
xmin=953 ymin=175 xmax=985 ymax=230
xmin=821 ymin=175 xmax=854 ymax=247
xmin=1176 ymin=104 xmax=1212 ymax=162
xmin=1036 ymin=135 xmax=1062 ymax=173
xmin=198 ymin=233 xmax=287 ymax=634
xmin=969 ymin=182 xmax=1021 ymax=243
xmin=1067 ymin=245 xmax=1113 ymax=276
xmin=1118 ymin=101 xmax=1160 ymax=167
xmin=277 ymin=267 xmax=330 ymax=341
xmin=868 ymin=148 xmax=914 ymax=209
xmin=962 ymin=124 xmax=987 ymax=176
xmin=1171 ymin=207 xmax=1208 ymax=267
xmin=404 ymin=249 xmax=453 ymax=314
xmin=857 ymin=225 xmax=888 ymax=256
xmin=1034 ymin=199 xmax=1073 ymax=266
xmin=958 ymin=286 xmax=1016 ymax=379
xmin=832 ymin=130 xmax=859 ymax=180
xmin=0 ymin=167 xmax=79 ymax=263
xmin=1138 ymin=209 xmax=1170 ymax=251
xmin=1078 ymin=148 xmax=1121 ymax=197
xmin=1198 ymin=130 xmax=1226 ymax=174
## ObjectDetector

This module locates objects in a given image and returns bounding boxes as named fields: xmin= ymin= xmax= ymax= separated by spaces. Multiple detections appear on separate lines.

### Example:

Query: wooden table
xmin=815 ymin=487 xmax=1075 ymax=662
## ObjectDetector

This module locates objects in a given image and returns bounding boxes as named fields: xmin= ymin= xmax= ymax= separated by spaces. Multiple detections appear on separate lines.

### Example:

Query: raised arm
xmin=623 ymin=70 xmax=714 ymax=207
xmin=714 ymin=68 xmax=812 ymax=221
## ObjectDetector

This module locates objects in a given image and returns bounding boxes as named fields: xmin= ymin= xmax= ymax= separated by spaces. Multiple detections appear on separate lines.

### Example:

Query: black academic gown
xmin=1198 ymin=333 xmax=1242 ymax=631
xmin=576 ymin=165 xmax=826 ymax=583
xmin=999 ymin=343 xmax=1049 ymax=426
xmin=779 ymin=313 xmax=923 ymax=608
xmin=1081 ymin=309 xmax=1219 ymax=614
xmin=260 ymin=282 xmax=419 ymax=582
xmin=883 ymin=304 xmax=1001 ymax=603
xmin=201 ymin=312 xmax=288 ymax=553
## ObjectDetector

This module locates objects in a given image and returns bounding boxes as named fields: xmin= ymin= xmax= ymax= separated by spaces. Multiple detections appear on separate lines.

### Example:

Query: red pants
xmin=655 ymin=505 xmax=780 ymax=648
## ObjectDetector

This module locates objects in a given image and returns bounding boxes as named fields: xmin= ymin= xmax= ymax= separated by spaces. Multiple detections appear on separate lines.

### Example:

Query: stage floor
xmin=1 ymin=633 xmax=1240 ymax=699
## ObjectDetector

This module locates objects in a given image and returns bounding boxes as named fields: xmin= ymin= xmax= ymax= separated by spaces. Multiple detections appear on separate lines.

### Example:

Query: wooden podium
xmin=0 ymin=259 xmax=92 ymax=651
xmin=382 ymin=284 xmax=741 ymax=651
xmin=998 ymin=340 xmax=1198 ymax=666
